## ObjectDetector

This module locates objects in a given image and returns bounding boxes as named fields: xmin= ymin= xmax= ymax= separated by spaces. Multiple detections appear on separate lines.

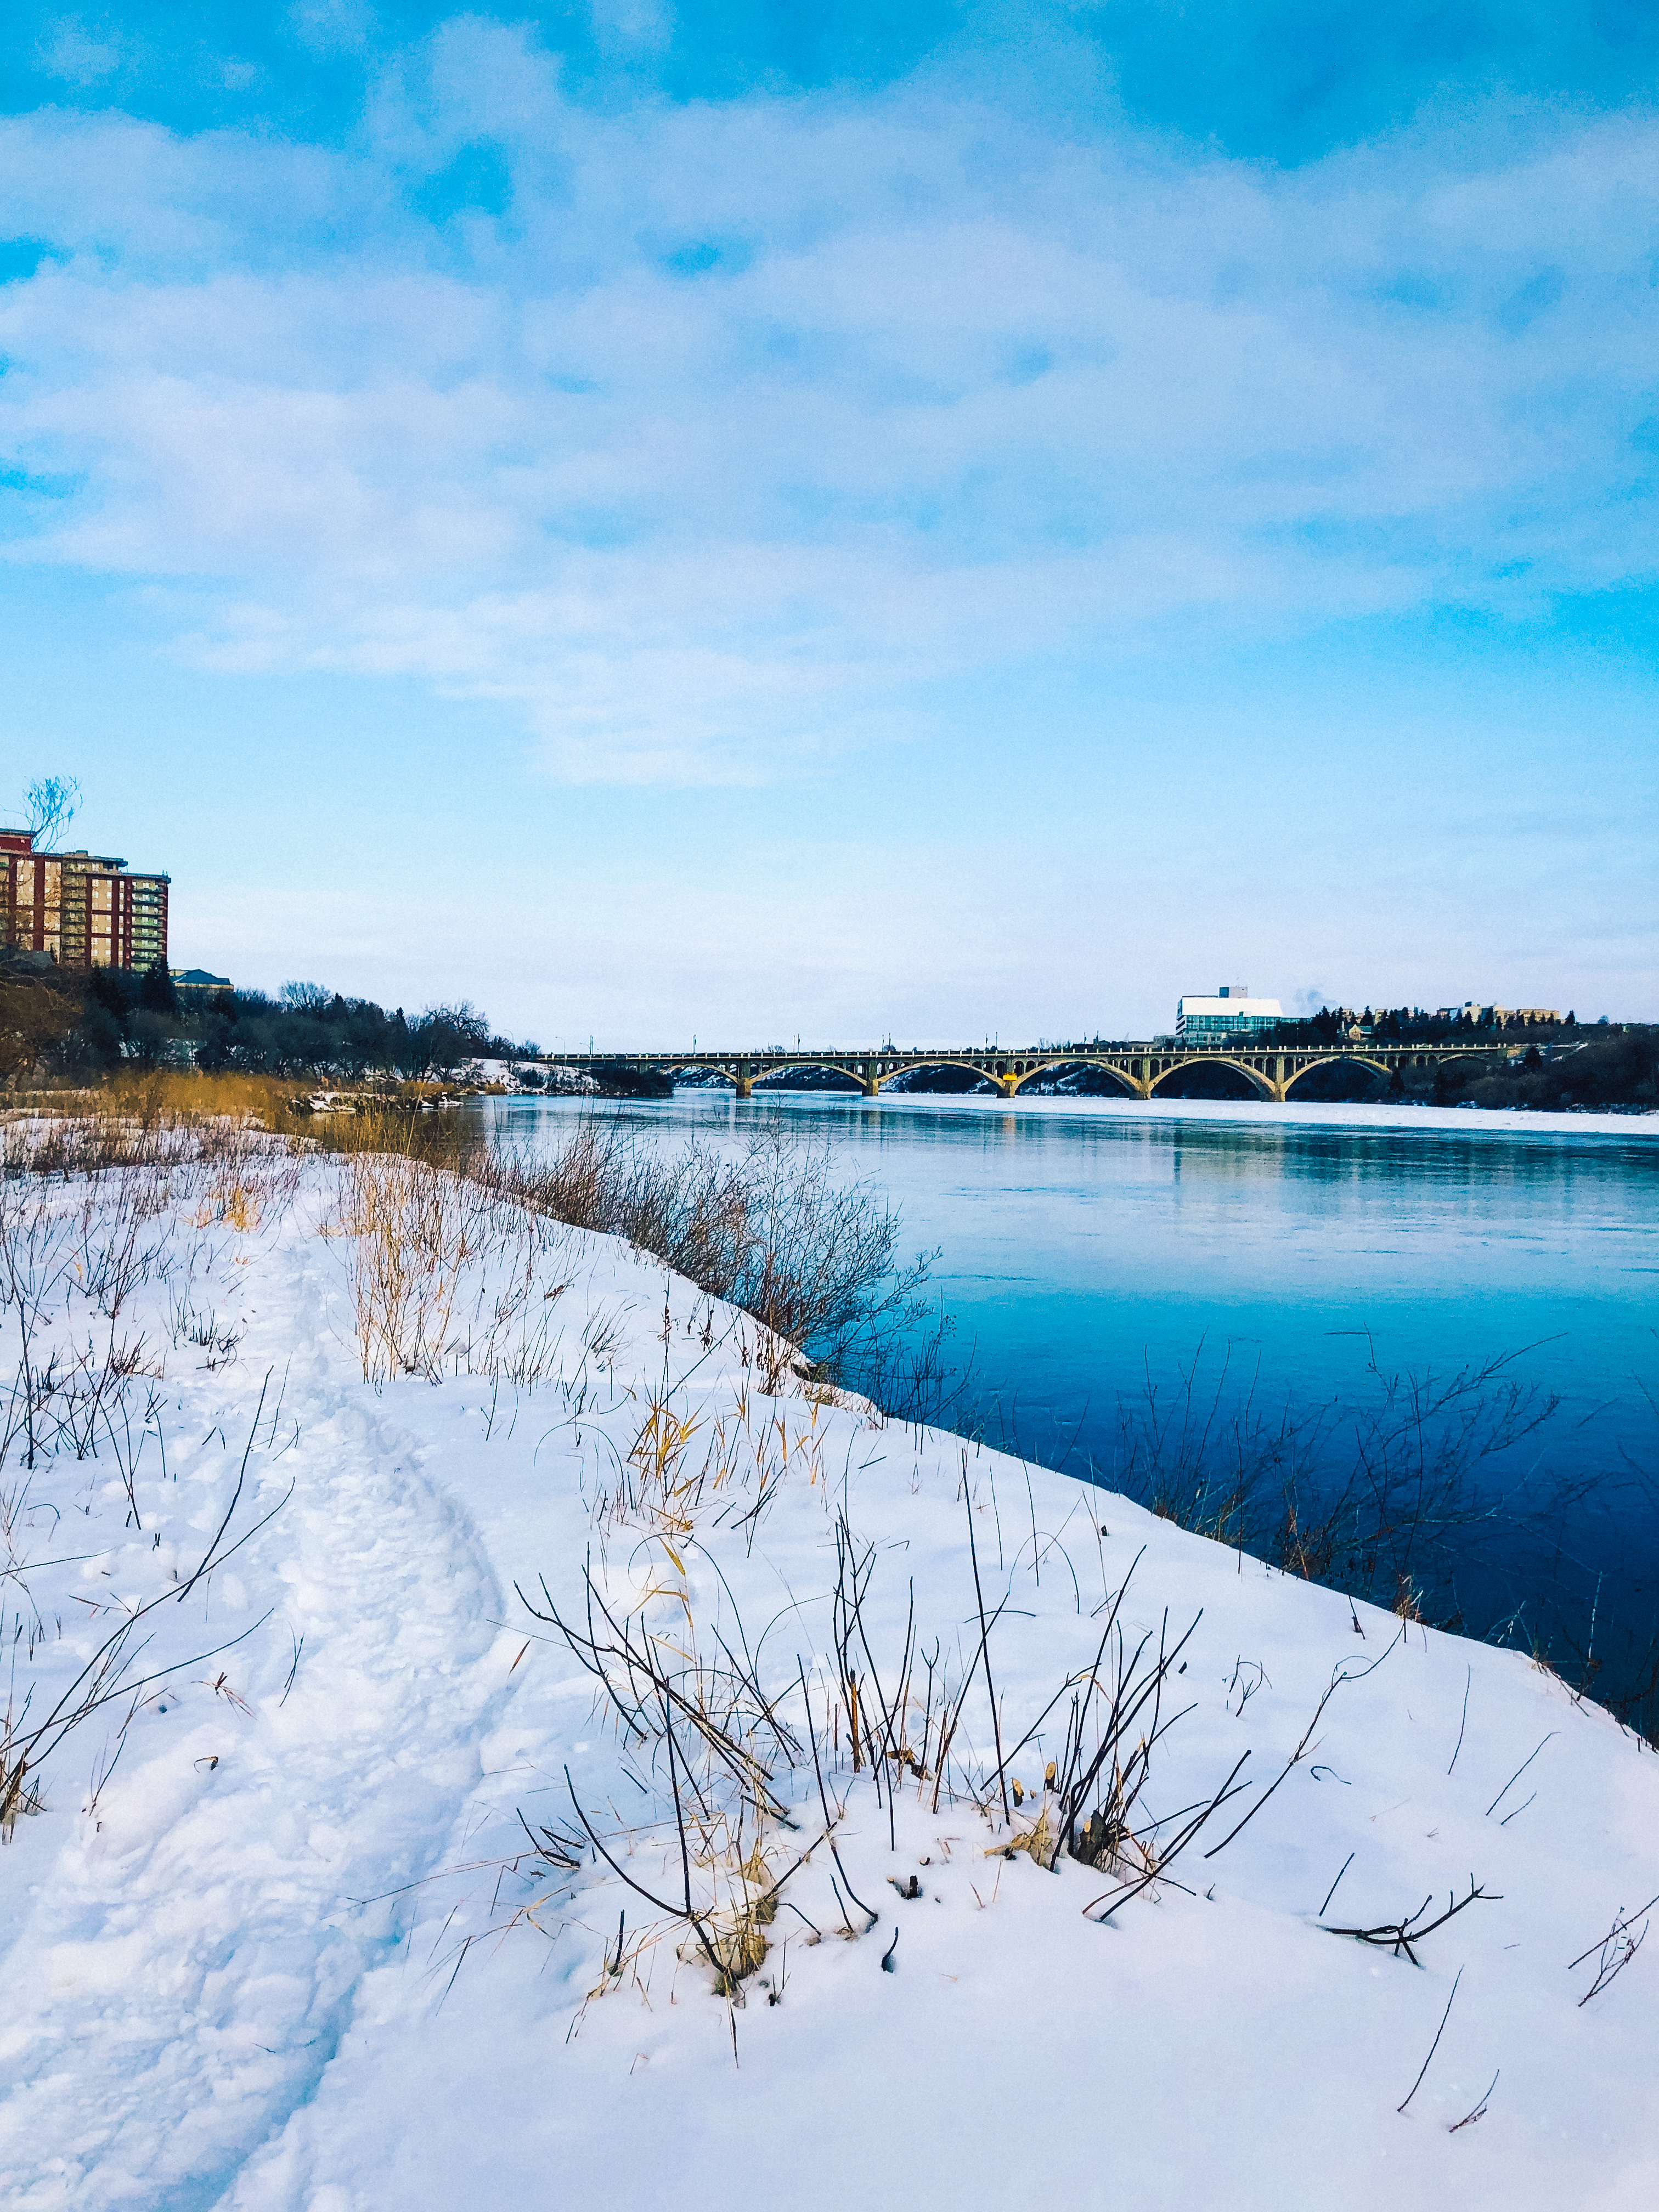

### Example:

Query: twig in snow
xmin=1 ymin=1450 xmax=279 ymax=1842
xmin=1448 ymin=1664 xmax=1471 ymax=1775
xmin=1397 ymin=1967 xmax=1462 ymax=2113
xmin=174 ymin=1372 xmax=269 ymax=1604
xmin=964 ymin=1456 xmax=1010 ymax=1824
xmin=1085 ymin=1754 xmax=1250 ymax=1923
xmin=561 ymin=1752 xmax=726 ymax=1992
xmin=1327 ymin=1878 xmax=1497 ymax=1967
xmin=83 ymin=1694 xmax=138 ymax=1819
xmin=1569 ymin=1893 xmax=1657 ymax=2007
xmin=798 ymin=1658 xmax=878 ymax=1929
xmin=1204 ymin=1629 xmax=1403 ymax=1861
xmin=1318 ymin=1852 xmax=1356 ymax=1918
xmin=1485 ymin=1731 xmax=1556 ymax=1819
xmin=1448 ymin=2067 xmax=1499 ymax=2132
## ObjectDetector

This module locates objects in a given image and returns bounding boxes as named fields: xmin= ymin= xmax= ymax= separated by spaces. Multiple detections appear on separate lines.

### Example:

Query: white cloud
xmin=589 ymin=0 xmax=674 ymax=55
xmin=287 ymin=1 xmax=376 ymax=60
xmin=1 ymin=50 xmax=1656 ymax=785
xmin=35 ymin=16 xmax=125 ymax=85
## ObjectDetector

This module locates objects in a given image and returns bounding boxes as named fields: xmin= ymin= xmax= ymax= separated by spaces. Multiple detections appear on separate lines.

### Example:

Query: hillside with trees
xmin=0 ymin=959 xmax=528 ymax=1085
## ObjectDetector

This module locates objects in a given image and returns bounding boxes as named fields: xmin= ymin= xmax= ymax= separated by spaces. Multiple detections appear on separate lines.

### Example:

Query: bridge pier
xmin=735 ymin=1059 xmax=753 ymax=1099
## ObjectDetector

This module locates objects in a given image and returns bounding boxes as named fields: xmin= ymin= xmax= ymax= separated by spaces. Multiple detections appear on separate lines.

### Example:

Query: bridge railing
xmin=538 ymin=1037 xmax=1512 ymax=1064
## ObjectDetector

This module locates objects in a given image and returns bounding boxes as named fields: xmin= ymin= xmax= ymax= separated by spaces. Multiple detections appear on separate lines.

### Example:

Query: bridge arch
xmin=642 ymin=1059 xmax=741 ymax=1089
xmin=882 ymin=1058 xmax=1003 ymax=1093
xmin=1149 ymin=1056 xmax=1276 ymax=1102
xmin=751 ymin=1063 xmax=863 ymax=1092
xmin=1281 ymin=1054 xmax=1394 ymax=1101
xmin=1007 ymin=1057 xmax=1141 ymax=1099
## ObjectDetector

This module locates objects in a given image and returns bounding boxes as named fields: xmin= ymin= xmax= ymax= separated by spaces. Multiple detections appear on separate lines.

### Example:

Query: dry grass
xmin=2 ymin=1073 xmax=484 ymax=1159
xmin=329 ymin=1153 xmax=485 ymax=1383
xmin=3 ymin=1070 xmax=308 ymax=1136
xmin=10 ymin=1080 xmax=951 ymax=1421
xmin=325 ymin=1148 xmax=573 ymax=1387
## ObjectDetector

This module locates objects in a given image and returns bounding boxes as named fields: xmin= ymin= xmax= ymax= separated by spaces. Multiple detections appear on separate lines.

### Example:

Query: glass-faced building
xmin=1175 ymin=985 xmax=1284 ymax=1040
xmin=1 ymin=830 xmax=170 ymax=973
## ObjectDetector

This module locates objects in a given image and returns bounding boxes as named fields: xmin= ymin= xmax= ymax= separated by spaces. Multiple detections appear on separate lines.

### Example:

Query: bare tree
xmin=24 ymin=776 xmax=81 ymax=849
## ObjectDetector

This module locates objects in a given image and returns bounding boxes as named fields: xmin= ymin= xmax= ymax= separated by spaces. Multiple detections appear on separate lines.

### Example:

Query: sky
xmin=2 ymin=3 xmax=1656 ymax=1047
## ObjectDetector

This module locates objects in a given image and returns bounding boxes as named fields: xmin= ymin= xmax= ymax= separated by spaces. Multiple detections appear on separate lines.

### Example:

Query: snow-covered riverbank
xmin=1 ymin=1145 xmax=1654 ymax=2209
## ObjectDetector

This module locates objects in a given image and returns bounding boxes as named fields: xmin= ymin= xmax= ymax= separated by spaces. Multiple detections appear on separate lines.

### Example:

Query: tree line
xmin=1453 ymin=1027 xmax=1659 ymax=1111
xmin=0 ymin=958 xmax=529 ymax=1085
xmin=1257 ymin=1005 xmax=1579 ymax=1047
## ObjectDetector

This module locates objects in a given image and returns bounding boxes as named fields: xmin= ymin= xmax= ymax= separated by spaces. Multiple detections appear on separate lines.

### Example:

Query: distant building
xmin=170 ymin=968 xmax=232 ymax=997
xmin=1176 ymin=984 xmax=1284 ymax=1041
xmin=1 ymin=828 xmax=170 ymax=973
xmin=1435 ymin=1002 xmax=1560 ymax=1028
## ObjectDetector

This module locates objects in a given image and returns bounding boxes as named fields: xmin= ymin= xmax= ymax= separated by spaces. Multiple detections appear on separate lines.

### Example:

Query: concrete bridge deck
xmin=538 ymin=1039 xmax=1513 ymax=1102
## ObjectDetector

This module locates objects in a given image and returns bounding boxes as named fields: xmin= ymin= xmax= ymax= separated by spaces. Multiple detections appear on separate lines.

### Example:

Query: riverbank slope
xmin=1 ymin=1145 xmax=1654 ymax=2209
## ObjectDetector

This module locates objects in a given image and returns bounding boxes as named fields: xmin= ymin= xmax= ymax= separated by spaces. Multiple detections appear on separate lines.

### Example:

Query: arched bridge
xmin=539 ymin=1040 xmax=1514 ymax=1101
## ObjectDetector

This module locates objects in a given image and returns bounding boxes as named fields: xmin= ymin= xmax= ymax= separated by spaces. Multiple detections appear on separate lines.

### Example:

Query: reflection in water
xmin=480 ymin=1091 xmax=1659 ymax=1719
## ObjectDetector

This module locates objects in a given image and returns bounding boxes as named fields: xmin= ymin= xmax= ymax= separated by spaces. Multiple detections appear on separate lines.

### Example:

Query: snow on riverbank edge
xmin=0 ymin=1152 xmax=1653 ymax=2211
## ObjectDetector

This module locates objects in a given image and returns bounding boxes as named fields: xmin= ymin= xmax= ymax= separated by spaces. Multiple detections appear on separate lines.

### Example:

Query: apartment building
xmin=1175 ymin=983 xmax=1285 ymax=1040
xmin=1 ymin=829 xmax=170 ymax=973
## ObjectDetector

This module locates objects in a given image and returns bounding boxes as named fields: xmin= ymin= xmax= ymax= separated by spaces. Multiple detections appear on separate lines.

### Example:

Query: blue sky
xmin=2 ymin=4 xmax=1655 ymax=1044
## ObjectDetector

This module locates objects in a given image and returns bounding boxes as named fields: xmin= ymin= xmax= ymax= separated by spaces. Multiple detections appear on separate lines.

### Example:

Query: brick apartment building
xmin=1 ymin=828 xmax=170 ymax=973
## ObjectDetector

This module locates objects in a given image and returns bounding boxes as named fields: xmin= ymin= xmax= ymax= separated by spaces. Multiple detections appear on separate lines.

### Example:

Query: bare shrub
xmin=0 ymin=973 xmax=78 ymax=1087
xmin=521 ymin=1558 xmax=805 ymax=2016
xmin=0 ymin=1172 xmax=80 ymax=1470
xmin=1082 ymin=1340 xmax=1569 ymax=1635
xmin=481 ymin=1119 xmax=948 ymax=1408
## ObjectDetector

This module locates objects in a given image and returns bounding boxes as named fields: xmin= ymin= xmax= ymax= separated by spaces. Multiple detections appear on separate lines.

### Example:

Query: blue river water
xmin=478 ymin=1090 xmax=1659 ymax=1707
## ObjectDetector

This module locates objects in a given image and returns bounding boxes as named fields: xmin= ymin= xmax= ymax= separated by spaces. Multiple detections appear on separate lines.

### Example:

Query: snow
xmin=1 ymin=1147 xmax=1655 ymax=2209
